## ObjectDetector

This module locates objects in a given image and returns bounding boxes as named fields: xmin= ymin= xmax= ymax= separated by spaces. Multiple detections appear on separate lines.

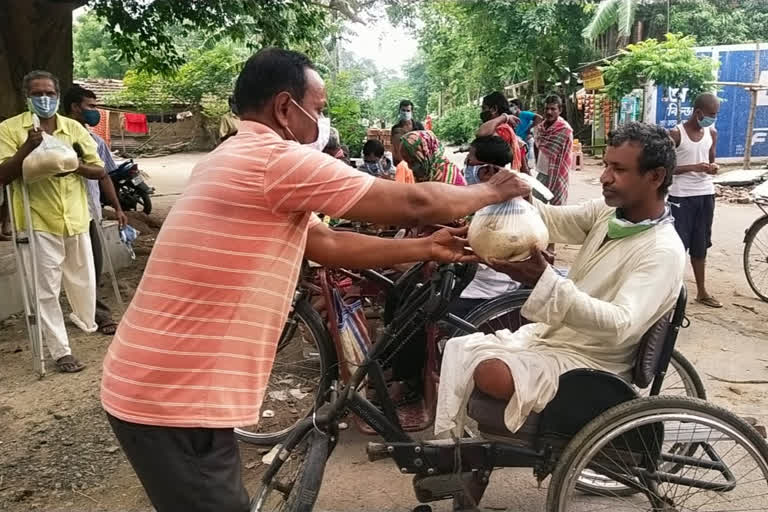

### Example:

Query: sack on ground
xmin=22 ymin=133 xmax=78 ymax=183
xmin=468 ymin=198 xmax=549 ymax=261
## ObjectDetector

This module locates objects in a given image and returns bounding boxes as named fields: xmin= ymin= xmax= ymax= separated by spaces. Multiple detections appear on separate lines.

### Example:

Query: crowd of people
xmin=0 ymin=44 xmax=724 ymax=512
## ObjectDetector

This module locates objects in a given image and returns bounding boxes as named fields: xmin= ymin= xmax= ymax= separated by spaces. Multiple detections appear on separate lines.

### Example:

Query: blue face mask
xmin=363 ymin=161 xmax=381 ymax=176
xmin=698 ymin=115 xmax=716 ymax=128
xmin=82 ymin=108 xmax=101 ymax=127
xmin=464 ymin=164 xmax=481 ymax=185
xmin=27 ymin=95 xmax=59 ymax=119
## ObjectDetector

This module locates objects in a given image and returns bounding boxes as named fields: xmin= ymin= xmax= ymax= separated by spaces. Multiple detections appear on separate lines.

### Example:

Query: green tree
xmin=326 ymin=69 xmax=369 ymax=156
xmin=602 ymin=33 xmax=717 ymax=119
xmin=2 ymin=0 xmax=402 ymax=118
xmin=73 ymin=11 xmax=130 ymax=79
xmin=582 ymin=0 xmax=641 ymax=47
xmin=371 ymin=78 xmax=416 ymax=126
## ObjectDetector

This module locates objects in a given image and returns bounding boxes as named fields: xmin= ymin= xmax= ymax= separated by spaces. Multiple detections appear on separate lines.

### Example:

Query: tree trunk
xmin=0 ymin=0 xmax=74 ymax=120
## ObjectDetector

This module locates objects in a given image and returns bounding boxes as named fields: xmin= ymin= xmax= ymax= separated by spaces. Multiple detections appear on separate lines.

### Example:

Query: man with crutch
xmin=0 ymin=70 xmax=106 ymax=373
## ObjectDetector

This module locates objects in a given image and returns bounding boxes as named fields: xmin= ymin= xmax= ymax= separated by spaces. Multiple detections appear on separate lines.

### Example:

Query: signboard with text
xmin=647 ymin=44 xmax=768 ymax=159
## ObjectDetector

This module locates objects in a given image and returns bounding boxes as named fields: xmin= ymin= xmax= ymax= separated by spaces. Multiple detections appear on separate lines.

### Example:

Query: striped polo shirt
xmin=101 ymin=121 xmax=374 ymax=428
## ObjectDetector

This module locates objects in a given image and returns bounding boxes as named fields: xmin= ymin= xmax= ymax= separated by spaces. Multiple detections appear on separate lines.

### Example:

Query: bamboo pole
xmin=744 ymin=43 xmax=761 ymax=169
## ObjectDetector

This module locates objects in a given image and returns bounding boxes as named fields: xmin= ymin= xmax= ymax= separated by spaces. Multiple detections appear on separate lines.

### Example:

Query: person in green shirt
xmin=0 ymin=70 xmax=106 ymax=373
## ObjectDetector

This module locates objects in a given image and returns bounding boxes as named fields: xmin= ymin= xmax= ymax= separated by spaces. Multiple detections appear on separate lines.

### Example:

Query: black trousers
xmin=107 ymin=413 xmax=250 ymax=512
xmin=89 ymin=220 xmax=113 ymax=326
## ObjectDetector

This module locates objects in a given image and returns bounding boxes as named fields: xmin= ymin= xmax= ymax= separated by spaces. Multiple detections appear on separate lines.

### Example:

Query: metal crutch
xmin=6 ymin=182 xmax=45 ymax=377
xmin=85 ymin=183 xmax=123 ymax=308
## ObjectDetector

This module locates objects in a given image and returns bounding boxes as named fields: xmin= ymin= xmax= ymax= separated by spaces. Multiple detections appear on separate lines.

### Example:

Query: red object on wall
xmin=124 ymin=113 xmax=148 ymax=134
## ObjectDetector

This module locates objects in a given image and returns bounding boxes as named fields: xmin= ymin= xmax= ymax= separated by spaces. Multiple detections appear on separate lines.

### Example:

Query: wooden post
xmin=744 ymin=42 xmax=761 ymax=169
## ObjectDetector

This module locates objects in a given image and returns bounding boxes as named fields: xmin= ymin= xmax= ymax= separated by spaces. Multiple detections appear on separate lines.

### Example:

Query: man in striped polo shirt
xmin=101 ymin=48 xmax=530 ymax=512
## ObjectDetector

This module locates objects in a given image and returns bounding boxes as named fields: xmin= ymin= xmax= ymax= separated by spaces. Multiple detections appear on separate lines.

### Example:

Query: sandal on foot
xmin=98 ymin=321 xmax=118 ymax=335
xmin=56 ymin=355 xmax=86 ymax=373
xmin=696 ymin=296 xmax=723 ymax=308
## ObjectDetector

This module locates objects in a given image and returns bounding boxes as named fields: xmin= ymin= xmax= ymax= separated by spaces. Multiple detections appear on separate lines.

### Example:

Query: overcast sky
xmin=343 ymin=18 xmax=417 ymax=75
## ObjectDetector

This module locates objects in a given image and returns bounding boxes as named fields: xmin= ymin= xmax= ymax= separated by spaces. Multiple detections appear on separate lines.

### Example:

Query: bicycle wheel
xmin=251 ymin=430 xmax=330 ymax=512
xmin=547 ymin=396 xmax=768 ymax=512
xmin=236 ymin=300 xmax=337 ymax=445
xmin=744 ymin=215 xmax=768 ymax=302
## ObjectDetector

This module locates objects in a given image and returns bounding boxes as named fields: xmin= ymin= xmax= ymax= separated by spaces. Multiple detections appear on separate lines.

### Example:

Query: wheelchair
xmin=253 ymin=264 xmax=768 ymax=512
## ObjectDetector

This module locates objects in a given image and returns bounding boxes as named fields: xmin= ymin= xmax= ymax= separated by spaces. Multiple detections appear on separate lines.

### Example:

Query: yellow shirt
xmin=0 ymin=112 xmax=103 ymax=236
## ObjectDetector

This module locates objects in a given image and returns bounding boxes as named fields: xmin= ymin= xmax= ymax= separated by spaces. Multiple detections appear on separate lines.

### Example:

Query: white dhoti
xmin=20 ymin=231 xmax=97 ymax=360
xmin=435 ymin=326 xmax=589 ymax=437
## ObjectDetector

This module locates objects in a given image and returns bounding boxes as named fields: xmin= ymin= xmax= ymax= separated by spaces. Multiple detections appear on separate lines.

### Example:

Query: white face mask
xmin=287 ymin=99 xmax=331 ymax=152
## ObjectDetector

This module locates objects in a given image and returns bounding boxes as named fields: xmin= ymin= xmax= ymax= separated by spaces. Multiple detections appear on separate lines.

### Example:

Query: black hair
xmin=510 ymin=98 xmax=523 ymax=110
xmin=471 ymin=135 xmax=511 ymax=167
xmin=363 ymin=139 xmax=385 ymax=158
xmin=234 ymin=47 xmax=315 ymax=114
xmin=544 ymin=94 xmax=563 ymax=107
xmin=482 ymin=91 xmax=510 ymax=115
xmin=62 ymin=85 xmax=96 ymax=114
xmin=399 ymin=99 xmax=414 ymax=109
xmin=607 ymin=122 xmax=676 ymax=197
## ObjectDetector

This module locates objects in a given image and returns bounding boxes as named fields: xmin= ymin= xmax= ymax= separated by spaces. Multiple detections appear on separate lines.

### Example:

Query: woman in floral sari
xmin=399 ymin=130 xmax=467 ymax=186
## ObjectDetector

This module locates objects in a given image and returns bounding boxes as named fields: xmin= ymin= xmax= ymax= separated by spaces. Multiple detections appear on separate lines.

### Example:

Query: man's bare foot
xmin=55 ymin=355 xmax=86 ymax=373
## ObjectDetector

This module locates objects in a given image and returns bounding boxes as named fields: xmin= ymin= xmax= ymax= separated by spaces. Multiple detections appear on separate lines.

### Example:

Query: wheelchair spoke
xmin=550 ymin=398 xmax=768 ymax=512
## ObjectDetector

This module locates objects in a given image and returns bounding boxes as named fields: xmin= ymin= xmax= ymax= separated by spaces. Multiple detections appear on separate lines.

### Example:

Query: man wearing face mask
xmin=0 ymin=70 xmax=106 ymax=373
xmin=100 ymin=47 xmax=530 ymax=512
xmin=62 ymin=85 xmax=128 ymax=335
xmin=668 ymin=92 xmax=721 ymax=308
xmin=398 ymin=99 xmax=425 ymax=132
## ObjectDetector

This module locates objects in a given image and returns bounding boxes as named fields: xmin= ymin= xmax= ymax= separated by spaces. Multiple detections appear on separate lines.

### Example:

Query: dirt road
xmin=1 ymin=153 xmax=766 ymax=512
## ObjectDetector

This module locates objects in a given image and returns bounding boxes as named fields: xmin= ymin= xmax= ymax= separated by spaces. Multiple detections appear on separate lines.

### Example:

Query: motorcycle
xmin=103 ymin=160 xmax=154 ymax=215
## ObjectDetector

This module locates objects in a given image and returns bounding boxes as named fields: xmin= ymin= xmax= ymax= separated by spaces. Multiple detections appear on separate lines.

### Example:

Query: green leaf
xmin=582 ymin=0 xmax=620 ymax=41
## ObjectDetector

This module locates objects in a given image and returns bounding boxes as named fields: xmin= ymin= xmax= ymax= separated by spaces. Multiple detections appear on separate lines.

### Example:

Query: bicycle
xmin=743 ymin=191 xmax=768 ymax=302
xmin=251 ymin=264 xmax=768 ymax=512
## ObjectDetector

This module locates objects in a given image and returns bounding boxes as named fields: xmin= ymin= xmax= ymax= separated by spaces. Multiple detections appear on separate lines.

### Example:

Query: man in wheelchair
xmin=436 ymin=122 xmax=686 ymax=437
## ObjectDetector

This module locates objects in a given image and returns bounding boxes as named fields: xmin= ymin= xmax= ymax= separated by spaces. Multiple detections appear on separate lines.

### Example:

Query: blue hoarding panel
xmin=654 ymin=47 xmax=768 ymax=159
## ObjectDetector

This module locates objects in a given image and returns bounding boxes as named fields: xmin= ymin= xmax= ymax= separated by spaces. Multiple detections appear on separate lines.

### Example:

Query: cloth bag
xmin=22 ymin=133 xmax=78 ymax=183
xmin=332 ymin=288 xmax=372 ymax=383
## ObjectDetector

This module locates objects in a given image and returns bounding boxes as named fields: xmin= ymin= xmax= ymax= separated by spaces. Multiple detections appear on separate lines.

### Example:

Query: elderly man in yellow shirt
xmin=0 ymin=70 xmax=106 ymax=373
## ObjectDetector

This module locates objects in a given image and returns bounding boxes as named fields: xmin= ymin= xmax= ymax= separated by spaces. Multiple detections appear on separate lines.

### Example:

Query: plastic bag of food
xmin=22 ymin=132 xmax=79 ymax=183
xmin=468 ymin=197 xmax=549 ymax=262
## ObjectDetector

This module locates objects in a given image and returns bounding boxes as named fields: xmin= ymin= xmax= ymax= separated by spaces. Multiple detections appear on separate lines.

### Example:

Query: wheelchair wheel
xmin=251 ymin=430 xmax=330 ymax=512
xmin=638 ymin=349 xmax=706 ymax=399
xmin=452 ymin=289 xmax=531 ymax=337
xmin=547 ymin=396 xmax=768 ymax=511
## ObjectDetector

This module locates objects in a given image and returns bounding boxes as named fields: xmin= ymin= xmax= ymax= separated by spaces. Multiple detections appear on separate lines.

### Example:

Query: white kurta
xmin=435 ymin=199 xmax=686 ymax=436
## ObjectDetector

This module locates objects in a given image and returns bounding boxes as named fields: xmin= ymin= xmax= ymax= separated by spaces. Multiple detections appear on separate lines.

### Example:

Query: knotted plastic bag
xmin=468 ymin=197 xmax=549 ymax=262
xmin=22 ymin=132 xmax=79 ymax=183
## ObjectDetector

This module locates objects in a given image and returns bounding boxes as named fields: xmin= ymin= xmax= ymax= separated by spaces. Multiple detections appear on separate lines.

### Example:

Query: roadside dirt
xmin=1 ymin=157 xmax=767 ymax=512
